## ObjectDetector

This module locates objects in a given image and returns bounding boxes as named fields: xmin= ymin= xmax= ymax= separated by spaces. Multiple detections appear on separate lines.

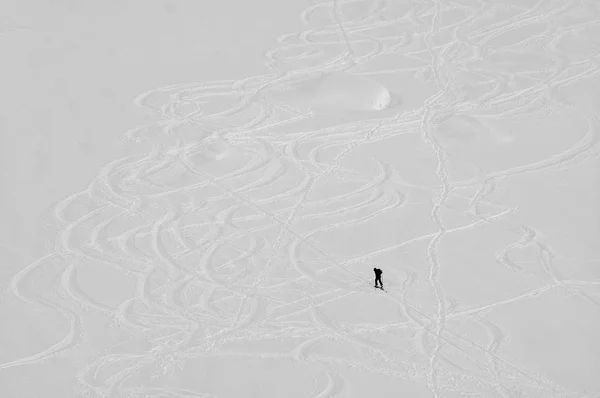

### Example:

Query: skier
xmin=373 ymin=268 xmax=383 ymax=289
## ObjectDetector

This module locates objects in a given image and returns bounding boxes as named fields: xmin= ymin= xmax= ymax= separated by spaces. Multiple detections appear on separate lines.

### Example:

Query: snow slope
xmin=2 ymin=0 xmax=600 ymax=397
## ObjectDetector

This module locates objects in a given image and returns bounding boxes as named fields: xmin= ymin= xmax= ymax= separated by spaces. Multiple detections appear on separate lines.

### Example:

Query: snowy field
xmin=1 ymin=0 xmax=600 ymax=397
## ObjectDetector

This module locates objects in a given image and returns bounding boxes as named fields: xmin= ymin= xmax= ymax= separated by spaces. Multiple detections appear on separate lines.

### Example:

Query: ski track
xmin=4 ymin=0 xmax=600 ymax=397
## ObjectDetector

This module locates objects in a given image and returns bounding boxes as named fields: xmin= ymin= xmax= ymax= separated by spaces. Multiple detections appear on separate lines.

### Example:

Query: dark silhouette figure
xmin=373 ymin=268 xmax=383 ymax=289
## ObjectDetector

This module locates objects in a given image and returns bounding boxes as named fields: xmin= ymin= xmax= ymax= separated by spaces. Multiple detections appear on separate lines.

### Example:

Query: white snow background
xmin=1 ymin=0 xmax=600 ymax=397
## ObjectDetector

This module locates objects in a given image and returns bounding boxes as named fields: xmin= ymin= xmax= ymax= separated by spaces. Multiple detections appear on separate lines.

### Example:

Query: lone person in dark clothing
xmin=373 ymin=268 xmax=383 ymax=289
